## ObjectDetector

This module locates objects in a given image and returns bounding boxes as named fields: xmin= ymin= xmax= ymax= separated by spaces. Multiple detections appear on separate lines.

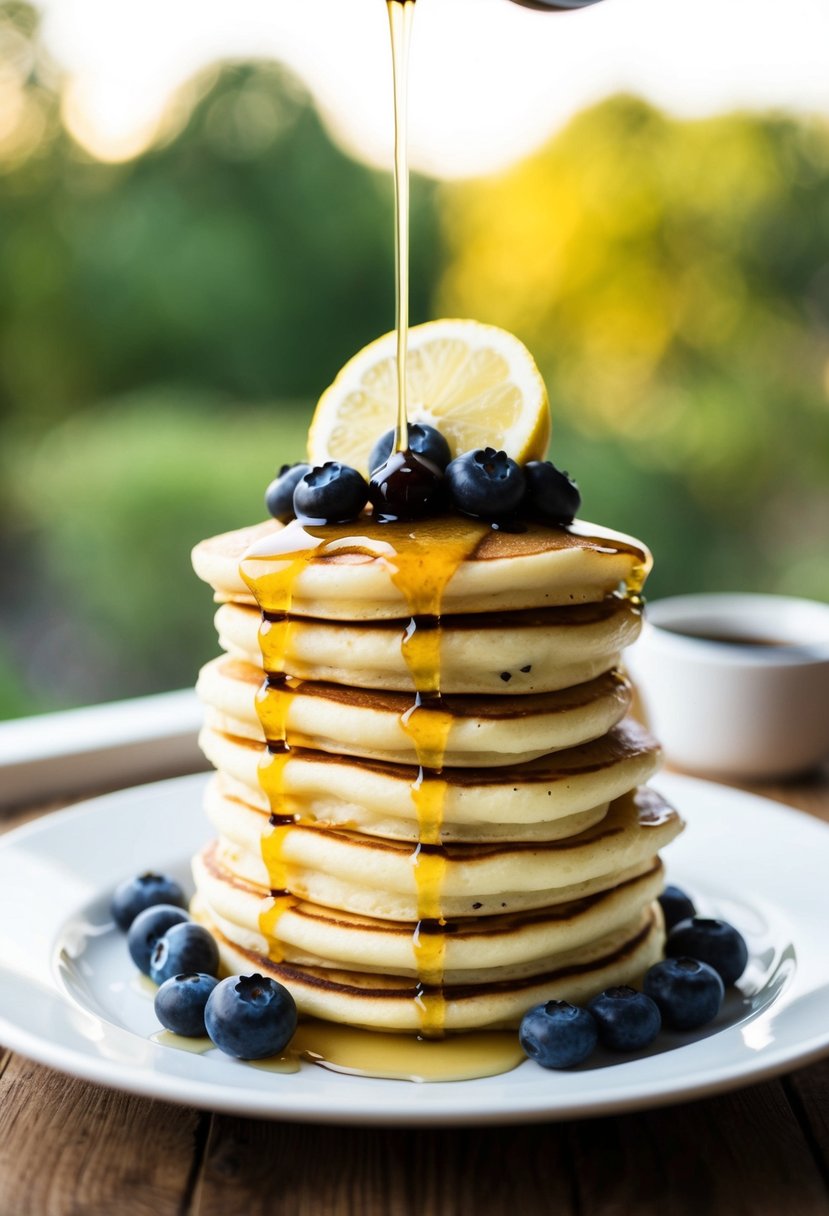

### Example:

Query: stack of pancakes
xmin=191 ymin=514 xmax=682 ymax=1033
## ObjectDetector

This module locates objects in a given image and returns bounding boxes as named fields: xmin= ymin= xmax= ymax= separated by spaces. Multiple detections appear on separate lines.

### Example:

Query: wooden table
xmin=2 ymin=770 xmax=828 ymax=1216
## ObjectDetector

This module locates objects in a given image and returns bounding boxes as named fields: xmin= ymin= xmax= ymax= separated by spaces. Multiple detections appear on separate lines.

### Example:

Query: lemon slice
xmin=307 ymin=319 xmax=550 ymax=474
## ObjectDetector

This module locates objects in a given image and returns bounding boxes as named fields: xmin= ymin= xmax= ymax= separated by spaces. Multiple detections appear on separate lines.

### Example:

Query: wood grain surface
xmin=1 ymin=768 xmax=828 ymax=1216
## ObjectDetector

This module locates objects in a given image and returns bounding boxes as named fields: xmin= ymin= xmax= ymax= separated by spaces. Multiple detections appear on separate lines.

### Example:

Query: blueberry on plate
xmin=666 ymin=916 xmax=749 ymax=986
xmin=205 ymin=973 xmax=298 ymax=1059
xmin=445 ymin=448 xmax=526 ymax=520
xmin=265 ymin=463 xmax=311 ymax=522
xmin=523 ymin=461 xmax=581 ymax=525
xmin=658 ymin=884 xmax=697 ymax=933
xmin=644 ymin=957 xmax=725 ymax=1030
xmin=369 ymin=423 xmax=452 ymax=475
xmin=519 ymin=1000 xmax=598 ymax=1069
xmin=149 ymin=921 xmax=220 ymax=986
xmin=127 ymin=904 xmax=190 ymax=977
xmin=154 ymin=973 xmax=219 ymax=1038
xmin=110 ymin=872 xmax=186 ymax=932
xmin=292 ymin=461 xmax=369 ymax=525
xmin=588 ymin=986 xmax=662 ymax=1051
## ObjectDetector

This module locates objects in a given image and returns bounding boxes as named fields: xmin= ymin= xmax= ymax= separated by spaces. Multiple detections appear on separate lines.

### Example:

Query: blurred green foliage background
xmin=1 ymin=1 xmax=827 ymax=719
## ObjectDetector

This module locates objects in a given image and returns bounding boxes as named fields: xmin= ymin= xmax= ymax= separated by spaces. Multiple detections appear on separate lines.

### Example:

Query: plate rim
xmin=1 ymin=770 xmax=828 ymax=1125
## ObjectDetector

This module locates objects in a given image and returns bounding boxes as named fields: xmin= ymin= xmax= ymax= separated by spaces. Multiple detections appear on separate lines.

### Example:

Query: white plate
xmin=0 ymin=772 xmax=827 ymax=1125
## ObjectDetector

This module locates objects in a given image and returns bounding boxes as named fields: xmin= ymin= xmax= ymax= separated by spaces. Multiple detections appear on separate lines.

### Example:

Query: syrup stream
xmin=387 ymin=0 xmax=415 ymax=455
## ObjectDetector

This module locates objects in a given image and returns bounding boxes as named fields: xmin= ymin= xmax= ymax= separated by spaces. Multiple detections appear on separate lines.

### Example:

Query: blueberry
xmin=588 ymin=985 xmax=662 ymax=1051
xmin=445 ymin=448 xmax=526 ymax=520
xmin=264 ymin=463 xmax=311 ymax=522
xmin=110 ymin=872 xmax=186 ymax=932
xmin=149 ymin=921 xmax=220 ymax=986
xmin=154 ymin=973 xmax=219 ymax=1038
xmin=658 ymin=884 xmax=697 ymax=933
xmin=205 ymin=973 xmax=298 ymax=1059
xmin=368 ymin=424 xmax=452 ymax=475
xmin=644 ymin=957 xmax=725 ymax=1030
xmin=666 ymin=916 xmax=749 ymax=986
xmin=368 ymin=448 xmax=447 ymax=521
xmin=523 ymin=461 xmax=581 ymax=524
xmin=292 ymin=462 xmax=369 ymax=525
xmin=518 ymin=1000 xmax=598 ymax=1069
xmin=127 ymin=904 xmax=190 ymax=976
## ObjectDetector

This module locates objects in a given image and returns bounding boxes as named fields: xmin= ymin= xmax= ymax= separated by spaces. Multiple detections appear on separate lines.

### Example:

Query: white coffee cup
xmin=625 ymin=593 xmax=829 ymax=780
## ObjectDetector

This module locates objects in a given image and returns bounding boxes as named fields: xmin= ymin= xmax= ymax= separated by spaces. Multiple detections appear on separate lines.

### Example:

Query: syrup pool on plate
xmin=157 ymin=1018 xmax=525 ymax=1083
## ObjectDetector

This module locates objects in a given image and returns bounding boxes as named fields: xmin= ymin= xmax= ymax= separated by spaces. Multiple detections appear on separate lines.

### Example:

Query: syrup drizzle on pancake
xmin=242 ymin=517 xmax=489 ymax=1035
xmin=391 ymin=523 xmax=488 ymax=1032
xmin=258 ymin=805 xmax=297 ymax=958
xmin=240 ymin=515 xmax=652 ymax=1035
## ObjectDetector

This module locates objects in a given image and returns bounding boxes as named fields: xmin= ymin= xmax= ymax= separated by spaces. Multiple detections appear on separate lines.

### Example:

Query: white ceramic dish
xmin=0 ymin=772 xmax=827 ymax=1126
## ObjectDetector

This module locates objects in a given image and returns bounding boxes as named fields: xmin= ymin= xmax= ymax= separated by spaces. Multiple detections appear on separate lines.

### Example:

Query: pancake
xmin=193 ymin=516 xmax=652 ymax=616
xmin=202 ymin=888 xmax=655 ymax=986
xmin=194 ymin=843 xmax=665 ymax=978
xmin=203 ymin=781 xmax=683 ymax=920
xmin=213 ymin=770 xmax=610 ymax=843
xmin=222 ymin=850 xmax=662 ymax=920
xmin=193 ymin=897 xmax=666 ymax=1031
xmin=214 ymin=595 xmax=642 ymax=695
xmin=196 ymin=655 xmax=632 ymax=766
xmin=197 ymin=717 xmax=662 ymax=831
